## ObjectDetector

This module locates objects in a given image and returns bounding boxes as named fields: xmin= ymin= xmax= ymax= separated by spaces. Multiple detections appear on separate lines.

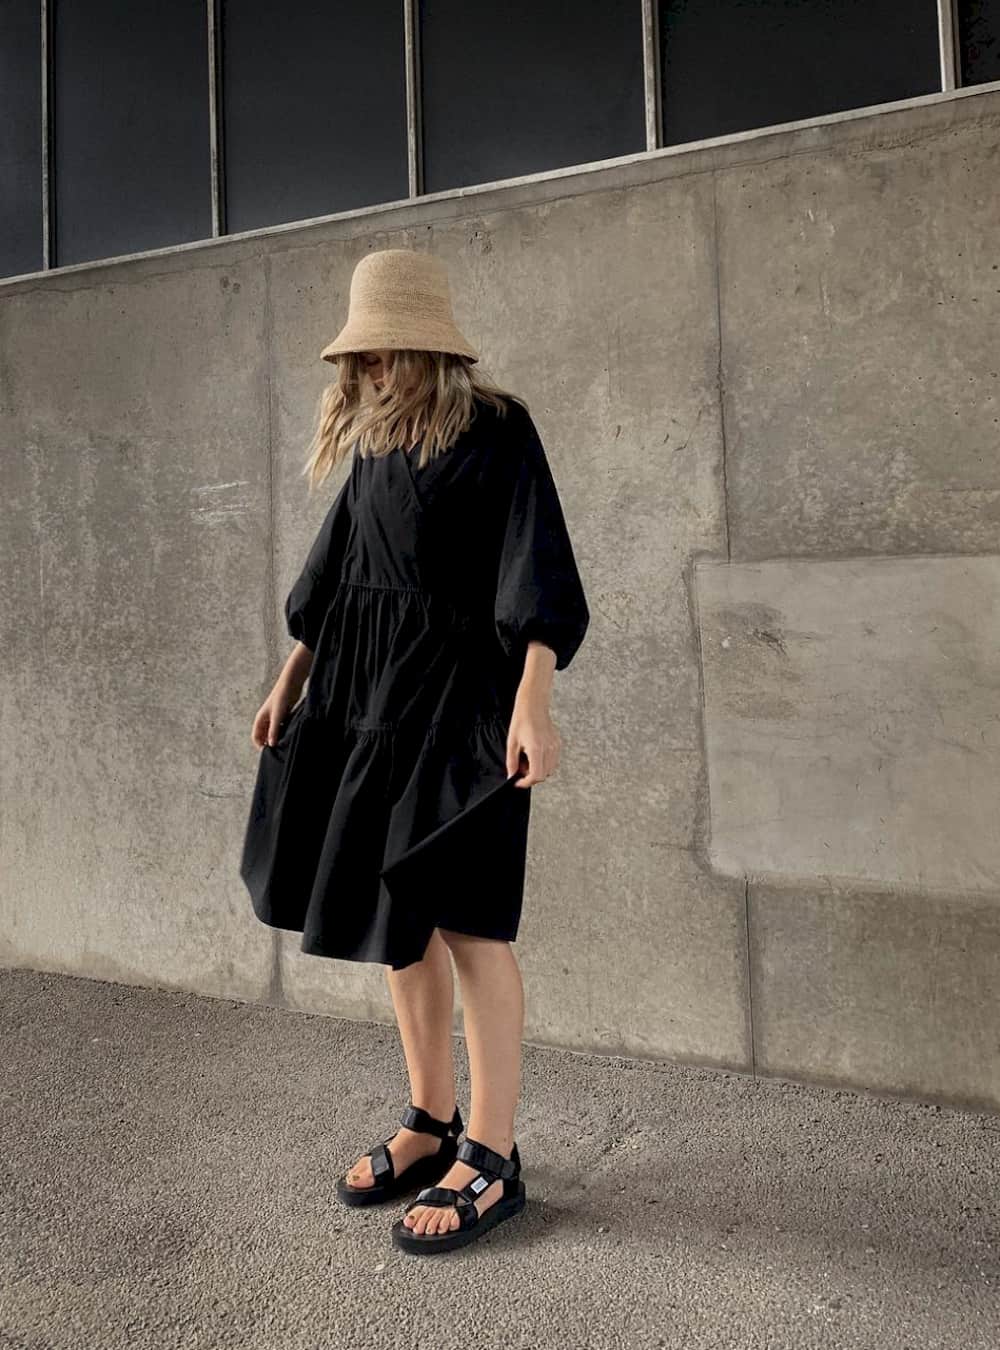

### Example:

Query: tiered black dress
xmin=239 ymin=396 xmax=590 ymax=970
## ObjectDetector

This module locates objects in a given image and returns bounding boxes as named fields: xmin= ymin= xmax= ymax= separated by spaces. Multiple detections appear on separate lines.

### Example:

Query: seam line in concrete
xmin=261 ymin=250 xmax=284 ymax=1008
xmin=744 ymin=877 xmax=757 ymax=1079
xmin=711 ymin=170 xmax=731 ymax=563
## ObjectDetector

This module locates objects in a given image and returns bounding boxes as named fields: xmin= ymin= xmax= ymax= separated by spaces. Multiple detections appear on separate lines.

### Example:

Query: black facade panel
xmin=53 ymin=0 xmax=211 ymax=267
xmin=1 ymin=0 xmax=43 ymax=278
xmin=958 ymin=0 xmax=1000 ymax=84
xmin=658 ymin=0 xmax=941 ymax=147
xmin=221 ymin=1 xmax=408 ymax=233
xmin=420 ymin=0 xmax=645 ymax=193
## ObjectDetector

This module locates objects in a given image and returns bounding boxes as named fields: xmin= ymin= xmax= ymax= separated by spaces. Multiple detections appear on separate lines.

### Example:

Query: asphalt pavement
xmin=3 ymin=967 xmax=998 ymax=1350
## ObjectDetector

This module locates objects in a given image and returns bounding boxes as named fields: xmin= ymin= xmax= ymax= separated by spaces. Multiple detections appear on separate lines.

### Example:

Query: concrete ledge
xmin=1 ymin=83 xmax=998 ymax=296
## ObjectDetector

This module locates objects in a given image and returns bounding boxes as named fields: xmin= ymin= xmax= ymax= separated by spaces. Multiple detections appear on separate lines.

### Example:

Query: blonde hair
xmin=301 ymin=349 xmax=528 ymax=494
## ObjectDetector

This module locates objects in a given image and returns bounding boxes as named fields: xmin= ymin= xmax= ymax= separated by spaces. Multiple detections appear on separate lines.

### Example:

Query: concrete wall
xmin=2 ymin=85 xmax=998 ymax=1112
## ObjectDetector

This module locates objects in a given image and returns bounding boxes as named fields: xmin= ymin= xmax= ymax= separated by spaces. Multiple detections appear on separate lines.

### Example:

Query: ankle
xmin=463 ymin=1125 xmax=514 ymax=1158
xmin=410 ymin=1101 xmax=458 ymax=1128
xmin=397 ymin=1125 xmax=444 ymax=1149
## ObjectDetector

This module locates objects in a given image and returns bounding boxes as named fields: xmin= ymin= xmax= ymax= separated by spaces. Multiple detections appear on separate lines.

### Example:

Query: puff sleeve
xmin=284 ymin=456 xmax=355 ymax=653
xmin=493 ymin=413 xmax=590 ymax=673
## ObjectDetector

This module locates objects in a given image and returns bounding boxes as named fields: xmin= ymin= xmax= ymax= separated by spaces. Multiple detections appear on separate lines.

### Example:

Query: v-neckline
xmin=395 ymin=442 xmax=426 ymax=516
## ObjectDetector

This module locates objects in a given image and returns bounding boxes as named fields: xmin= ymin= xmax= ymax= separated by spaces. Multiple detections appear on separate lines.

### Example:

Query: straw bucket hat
xmin=320 ymin=248 xmax=479 ymax=364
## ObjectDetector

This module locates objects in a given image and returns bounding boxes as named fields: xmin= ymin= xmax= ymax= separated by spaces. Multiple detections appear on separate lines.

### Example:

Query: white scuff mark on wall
xmin=819 ymin=275 xmax=830 ymax=319
xmin=190 ymin=481 xmax=251 ymax=523
xmin=192 ymin=505 xmax=250 ymax=524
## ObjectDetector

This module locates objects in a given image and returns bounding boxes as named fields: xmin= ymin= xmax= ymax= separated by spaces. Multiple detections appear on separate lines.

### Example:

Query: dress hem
xmin=247 ymin=914 xmax=521 ymax=972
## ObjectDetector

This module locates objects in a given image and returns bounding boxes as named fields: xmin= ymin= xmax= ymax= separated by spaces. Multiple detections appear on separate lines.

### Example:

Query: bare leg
xmin=344 ymin=929 xmax=458 ymax=1186
xmin=402 ymin=931 xmax=524 ymax=1234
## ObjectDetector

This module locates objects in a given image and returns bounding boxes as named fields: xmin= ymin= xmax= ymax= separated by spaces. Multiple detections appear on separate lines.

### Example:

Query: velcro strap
xmin=369 ymin=1142 xmax=393 ymax=1183
xmin=412 ymin=1184 xmax=470 ymax=1209
xmin=400 ymin=1104 xmax=463 ymax=1138
xmin=456 ymin=1137 xmax=516 ymax=1180
xmin=458 ymin=1203 xmax=481 ymax=1230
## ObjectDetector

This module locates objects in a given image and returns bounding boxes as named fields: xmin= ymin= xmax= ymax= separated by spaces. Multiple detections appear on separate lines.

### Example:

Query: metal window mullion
xmin=641 ymin=0 xmax=661 ymax=151
xmin=41 ymin=0 xmax=53 ymax=268
xmin=938 ymin=0 xmax=961 ymax=91
xmin=208 ymin=0 xmax=225 ymax=235
xmin=404 ymin=0 xmax=423 ymax=197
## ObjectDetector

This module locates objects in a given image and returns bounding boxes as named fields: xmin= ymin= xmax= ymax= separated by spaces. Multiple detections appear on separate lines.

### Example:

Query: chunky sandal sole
xmin=336 ymin=1138 xmax=459 ymax=1207
xmin=391 ymin=1182 xmax=526 ymax=1254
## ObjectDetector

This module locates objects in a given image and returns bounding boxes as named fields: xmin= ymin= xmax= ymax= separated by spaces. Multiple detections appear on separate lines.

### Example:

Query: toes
xmin=410 ymin=1206 xmax=429 ymax=1234
xmin=347 ymin=1158 xmax=372 ymax=1188
xmin=403 ymin=1204 xmax=458 ymax=1235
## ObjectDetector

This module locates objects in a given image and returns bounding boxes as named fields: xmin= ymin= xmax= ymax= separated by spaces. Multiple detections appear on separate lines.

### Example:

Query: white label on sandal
xmin=470 ymin=1176 xmax=490 ymax=1194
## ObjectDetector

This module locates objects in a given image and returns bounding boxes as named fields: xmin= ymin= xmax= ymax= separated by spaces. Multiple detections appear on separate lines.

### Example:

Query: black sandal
xmin=390 ymin=1136 xmax=526 ymax=1254
xmin=336 ymin=1103 xmax=464 ymax=1207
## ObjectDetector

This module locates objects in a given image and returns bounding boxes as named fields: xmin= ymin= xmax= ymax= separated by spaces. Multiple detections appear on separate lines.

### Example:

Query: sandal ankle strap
xmin=400 ymin=1103 xmax=463 ymax=1139
xmin=456 ymin=1136 xmax=519 ymax=1180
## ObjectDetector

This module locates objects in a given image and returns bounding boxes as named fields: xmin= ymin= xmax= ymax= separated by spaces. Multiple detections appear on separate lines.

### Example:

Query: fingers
xmin=509 ymin=740 xmax=560 ymax=787
xmin=255 ymin=716 xmax=274 ymax=750
xmin=252 ymin=699 xmax=288 ymax=750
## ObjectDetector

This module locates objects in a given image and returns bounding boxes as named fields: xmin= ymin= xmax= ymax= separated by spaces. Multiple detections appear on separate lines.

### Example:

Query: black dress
xmin=239 ymin=396 xmax=590 ymax=970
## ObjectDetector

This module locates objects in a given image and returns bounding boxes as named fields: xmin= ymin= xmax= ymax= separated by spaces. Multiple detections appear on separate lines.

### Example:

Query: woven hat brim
xmin=321 ymin=322 xmax=479 ymax=364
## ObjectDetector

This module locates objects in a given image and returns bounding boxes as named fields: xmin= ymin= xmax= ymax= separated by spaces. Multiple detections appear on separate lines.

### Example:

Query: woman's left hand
xmin=506 ymin=697 xmax=561 ymax=787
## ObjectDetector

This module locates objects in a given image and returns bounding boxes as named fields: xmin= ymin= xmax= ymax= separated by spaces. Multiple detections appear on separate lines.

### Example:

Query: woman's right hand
xmin=251 ymin=684 xmax=299 ymax=751
xmin=251 ymin=644 xmax=314 ymax=750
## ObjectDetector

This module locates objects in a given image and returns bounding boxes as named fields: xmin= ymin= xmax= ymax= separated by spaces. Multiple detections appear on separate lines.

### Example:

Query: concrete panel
xmin=0 ymin=262 xmax=276 ymax=999
xmin=698 ymin=554 xmax=1000 ymax=892
xmin=267 ymin=181 xmax=746 ymax=1061
xmin=518 ymin=800 xmax=749 ymax=1068
xmin=716 ymin=117 xmax=1000 ymax=560
xmin=749 ymin=881 xmax=1000 ymax=1111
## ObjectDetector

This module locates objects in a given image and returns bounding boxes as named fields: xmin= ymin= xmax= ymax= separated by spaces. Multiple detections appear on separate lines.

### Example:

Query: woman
xmin=240 ymin=248 xmax=590 ymax=1254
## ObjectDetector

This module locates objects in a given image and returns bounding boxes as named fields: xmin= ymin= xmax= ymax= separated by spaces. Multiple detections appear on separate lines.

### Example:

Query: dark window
xmin=420 ymin=0 xmax=645 ymax=194
xmin=658 ymin=0 xmax=941 ymax=147
xmin=221 ymin=1 xmax=407 ymax=234
xmin=53 ymin=0 xmax=210 ymax=267
xmin=1 ymin=0 xmax=43 ymax=278
xmin=958 ymin=0 xmax=1000 ymax=84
